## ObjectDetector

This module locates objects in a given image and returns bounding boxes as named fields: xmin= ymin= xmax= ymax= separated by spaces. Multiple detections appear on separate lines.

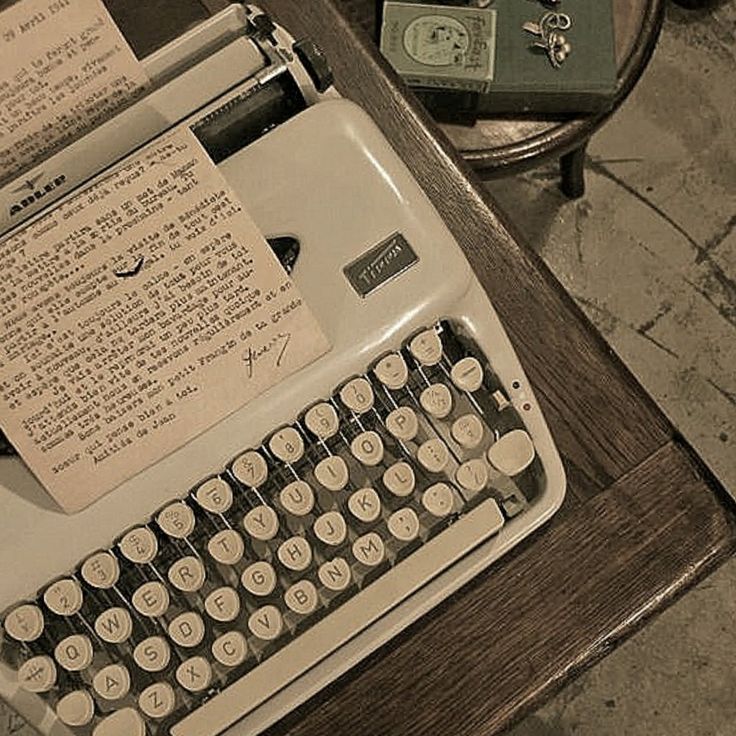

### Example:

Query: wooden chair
xmin=338 ymin=0 xmax=666 ymax=198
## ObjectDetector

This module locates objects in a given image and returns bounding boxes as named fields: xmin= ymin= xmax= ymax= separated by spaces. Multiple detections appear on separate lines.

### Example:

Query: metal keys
xmin=523 ymin=11 xmax=573 ymax=68
xmin=0 ymin=321 xmax=536 ymax=736
xmin=374 ymin=353 xmax=408 ymax=390
xmin=4 ymin=604 xmax=44 ymax=642
xmin=43 ymin=579 xmax=83 ymax=617
xmin=18 ymin=656 xmax=56 ymax=693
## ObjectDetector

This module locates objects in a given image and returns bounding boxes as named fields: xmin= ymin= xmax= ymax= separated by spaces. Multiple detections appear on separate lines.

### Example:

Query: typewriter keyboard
xmin=1 ymin=322 xmax=541 ymax=736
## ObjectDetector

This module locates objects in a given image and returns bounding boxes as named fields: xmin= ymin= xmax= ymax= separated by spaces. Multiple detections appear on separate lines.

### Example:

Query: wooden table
xmin=335 ymin=0 xmax=666 ymax=197
xmin=253 ymin=2 xmax=736 ymax=735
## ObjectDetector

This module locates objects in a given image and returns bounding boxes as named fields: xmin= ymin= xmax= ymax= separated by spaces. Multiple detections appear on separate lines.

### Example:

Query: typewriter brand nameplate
xmin=0 ymin=129 xmax=329 ymax=513
xmin=0 ymin=0 xmax=149 ymax=184
xmin=344 ymin=233 xmax=418 ymax=297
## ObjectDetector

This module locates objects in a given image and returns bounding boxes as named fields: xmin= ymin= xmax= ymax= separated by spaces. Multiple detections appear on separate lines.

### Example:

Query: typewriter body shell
xmin=0 ymin=4 xmax=565 ymax=734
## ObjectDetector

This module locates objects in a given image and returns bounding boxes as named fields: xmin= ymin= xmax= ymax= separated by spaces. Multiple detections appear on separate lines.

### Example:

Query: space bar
xmin=172 ymin=499 xmax=504 ymax=736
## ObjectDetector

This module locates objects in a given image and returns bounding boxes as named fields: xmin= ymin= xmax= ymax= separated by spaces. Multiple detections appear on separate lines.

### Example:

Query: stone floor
xmin=486 ymin=3 xmax=736 ymax=735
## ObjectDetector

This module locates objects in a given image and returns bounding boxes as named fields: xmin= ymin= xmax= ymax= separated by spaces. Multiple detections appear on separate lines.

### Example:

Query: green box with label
xmin=380 ymin=2 xmax=497 ymax=93
xmin=379 ymin=0 xmax=617 ymax=114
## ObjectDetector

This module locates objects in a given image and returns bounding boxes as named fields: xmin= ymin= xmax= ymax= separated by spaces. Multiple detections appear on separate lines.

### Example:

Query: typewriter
xmin=0 ymin=3 xmax=566 ymax=735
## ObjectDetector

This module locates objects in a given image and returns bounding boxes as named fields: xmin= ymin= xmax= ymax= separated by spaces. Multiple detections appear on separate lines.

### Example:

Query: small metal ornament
xmin=523 ymin=12 xmax=573 ymax=68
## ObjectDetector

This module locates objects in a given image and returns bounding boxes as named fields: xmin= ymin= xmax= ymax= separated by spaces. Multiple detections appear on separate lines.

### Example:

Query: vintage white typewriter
xmin=0 ymin=4 xmax=565 ymax=735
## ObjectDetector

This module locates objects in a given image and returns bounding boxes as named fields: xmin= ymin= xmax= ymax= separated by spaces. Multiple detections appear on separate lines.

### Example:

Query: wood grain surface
xmin=336 ymin=0 xmax=666 ymax=174
xmin=104 ymin=0 xmax=213 ymax=58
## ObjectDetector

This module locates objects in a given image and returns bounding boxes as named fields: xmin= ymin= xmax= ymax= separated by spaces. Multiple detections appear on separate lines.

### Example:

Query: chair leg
xmin=670 ymin=0 xmax=712 ymax=7
xmin=560 ymin=142 xmax=588 ymax=199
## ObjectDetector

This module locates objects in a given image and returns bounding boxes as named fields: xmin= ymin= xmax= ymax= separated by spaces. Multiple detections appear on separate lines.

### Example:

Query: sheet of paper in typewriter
xmin=0 ymin=0 xmax=150 ymax=185
xmin=0 ymin=127 xmax=330 ymax=512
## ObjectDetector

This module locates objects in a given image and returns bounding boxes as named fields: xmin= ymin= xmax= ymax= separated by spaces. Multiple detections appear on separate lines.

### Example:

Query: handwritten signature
xmin=242 ymin=332 xmax=292 ymax=379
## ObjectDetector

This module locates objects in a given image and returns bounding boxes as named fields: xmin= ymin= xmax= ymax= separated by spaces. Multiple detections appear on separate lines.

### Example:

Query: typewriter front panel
xmin=0 ymin=97 xmax=565 ymax=736
xmin=0 ymin=100 xmax=475 ymax=608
